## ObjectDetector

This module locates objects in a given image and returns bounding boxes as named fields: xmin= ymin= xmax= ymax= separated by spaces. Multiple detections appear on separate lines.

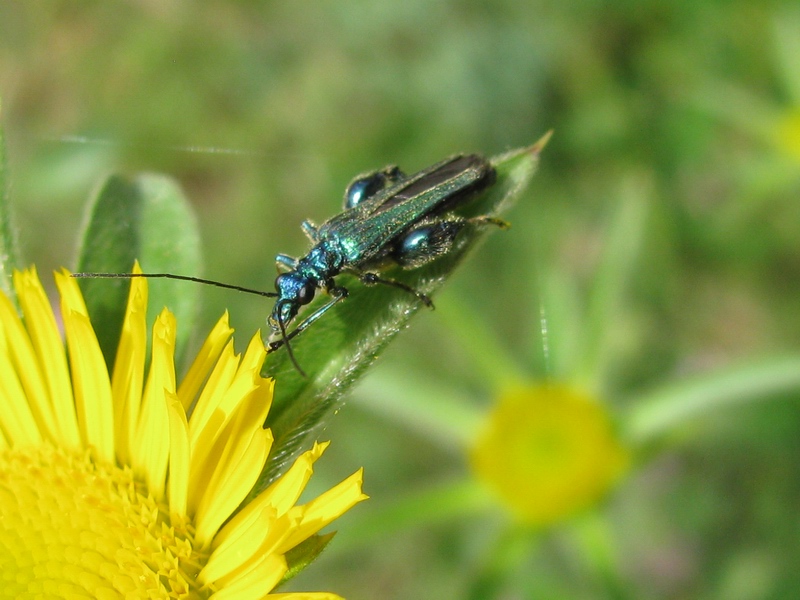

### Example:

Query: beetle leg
xmin=275 ymin=254 xmax=299 ymax=273
xmin=301 ymin=220 xmax=319 ymax=242
xmin=357 ymin=271 xmax=433 ymax=308
xmin=471 ymin=215 xmax=510 ymax=229
xmin=268 ymin=285 xmax=349 ymax=350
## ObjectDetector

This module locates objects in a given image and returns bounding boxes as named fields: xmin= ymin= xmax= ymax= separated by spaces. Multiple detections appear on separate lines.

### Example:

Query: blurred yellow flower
xmin=471 ymin=384 xmax=628 ymax=526
xmin=775 ymin=108 xmax=800 ymax=161
xmin=0 ymin=266 xmax=366 ymax=599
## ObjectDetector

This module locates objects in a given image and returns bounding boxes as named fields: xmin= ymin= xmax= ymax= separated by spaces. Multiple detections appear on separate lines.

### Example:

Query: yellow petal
xmin=194 ymin=424 xmax=272 ymax=547
xmin=14 ymin=268 xmax=80 ymax=448
xmin=208 ymin=553 xmax=287 ymax=599
xmin=177 ymin=311 xmax=234 ymax=411
xmin=200 ymin=506 xmax=288 ymax=584
xmin=111 ymin=261 xmax=148 ymax=465
xmin=167 ymin=397 xmax=191 ymax=517
xmin=279 ymin=468 xmax=368 ymax=553
xmin=256 ymin=441 xmax=329 ymax=518
xmin=187 ymin=341 xmax=238 ymax=456
xmin=0 ymin=282 xmax=58 ymax=442
xmin=131 ymin=309 xmax=176 ymax=499
xmin=0 ymin=317 xmax=42 ymax=446
xmin=55 ymin=270 xmax=115 ymax=463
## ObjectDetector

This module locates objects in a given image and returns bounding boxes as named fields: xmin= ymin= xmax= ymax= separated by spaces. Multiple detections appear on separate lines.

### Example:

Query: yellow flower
xmin=0 ymin=265 xmax=367 ymax=599
xmin=471 ymin=384 xmax=628 ymax=526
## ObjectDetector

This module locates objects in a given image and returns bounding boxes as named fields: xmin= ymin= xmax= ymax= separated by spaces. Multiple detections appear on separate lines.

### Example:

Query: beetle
xmin=266 ymin=153 xmax=504 ymax=372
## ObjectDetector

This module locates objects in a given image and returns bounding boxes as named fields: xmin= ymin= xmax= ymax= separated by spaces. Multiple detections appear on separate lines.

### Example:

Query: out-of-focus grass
xmin=2 ymin=1 xmax=799 ymax=598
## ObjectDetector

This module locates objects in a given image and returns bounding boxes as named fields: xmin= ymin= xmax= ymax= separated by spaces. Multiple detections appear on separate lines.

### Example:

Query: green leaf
xmin=280 ymin=532 xmax=336 ymax=585
xmin=258 ymin=135 xmax=550 ymax=490
xmin=75 ymin=173 xmax=202 ymax=369
xmin=0 ymin=98 xmax=21 ymax=297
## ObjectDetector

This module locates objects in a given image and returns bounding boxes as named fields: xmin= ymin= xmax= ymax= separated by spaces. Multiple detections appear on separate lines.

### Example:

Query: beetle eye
xmin=297 ymin=282 xmax=316 ymax=305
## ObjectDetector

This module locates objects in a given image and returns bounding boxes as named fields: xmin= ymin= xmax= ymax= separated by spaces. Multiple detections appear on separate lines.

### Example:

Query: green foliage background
xmin=2 ymin=1 xmax=799 ymax=598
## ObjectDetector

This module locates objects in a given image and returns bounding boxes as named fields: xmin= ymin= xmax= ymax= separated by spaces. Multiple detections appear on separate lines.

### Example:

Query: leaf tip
xmin=530 ymin=129 xmax=554 ymax=155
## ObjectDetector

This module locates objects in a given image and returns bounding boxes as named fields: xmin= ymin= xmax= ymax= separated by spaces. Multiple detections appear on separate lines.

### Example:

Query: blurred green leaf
xmin=351 ymin=365 xmax=485 ymax=450
xmin=624 ymin=355 xmax=800 ymax=445
xmin=258 ymin=136 xmax=549 ymax=491
xmin=0 ymin=98 xmax=21 ymax=297
xmin=75 ymin=173 xmax=202 ymax=369
xmin=434 ymin=291 xmax=529 ymax=389
xmin=578 ymin=175 xmax=650 ymax=390
xmin=332 ymin=478 xmax=493 ymax=554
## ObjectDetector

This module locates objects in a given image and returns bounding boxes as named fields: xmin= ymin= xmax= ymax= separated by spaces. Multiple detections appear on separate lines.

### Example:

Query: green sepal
xmin=0 ymin=98 xmax=21 ymax=298
xmin=75 ymin=173 xmax=202 ymax=369
xmin=280 ymin=531 xmax=337 ymax=586
xmin=257 ymin=135 xmax=550 ymax=491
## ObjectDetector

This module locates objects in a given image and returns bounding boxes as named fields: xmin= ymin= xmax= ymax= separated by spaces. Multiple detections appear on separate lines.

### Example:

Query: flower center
xmin=471 ymin=384 xmax=629 ymax=526
xmin=0 ymin=444 xmax=207 ymax=598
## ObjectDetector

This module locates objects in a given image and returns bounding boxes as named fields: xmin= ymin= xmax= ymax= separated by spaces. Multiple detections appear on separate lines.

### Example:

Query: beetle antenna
xmin=72 ymin=272 xmax=279 ymax=298
xmin=74 ymin=272 xmax=308 ymax=376
xmin=274 ymin=304 xmax=306 ymax=378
